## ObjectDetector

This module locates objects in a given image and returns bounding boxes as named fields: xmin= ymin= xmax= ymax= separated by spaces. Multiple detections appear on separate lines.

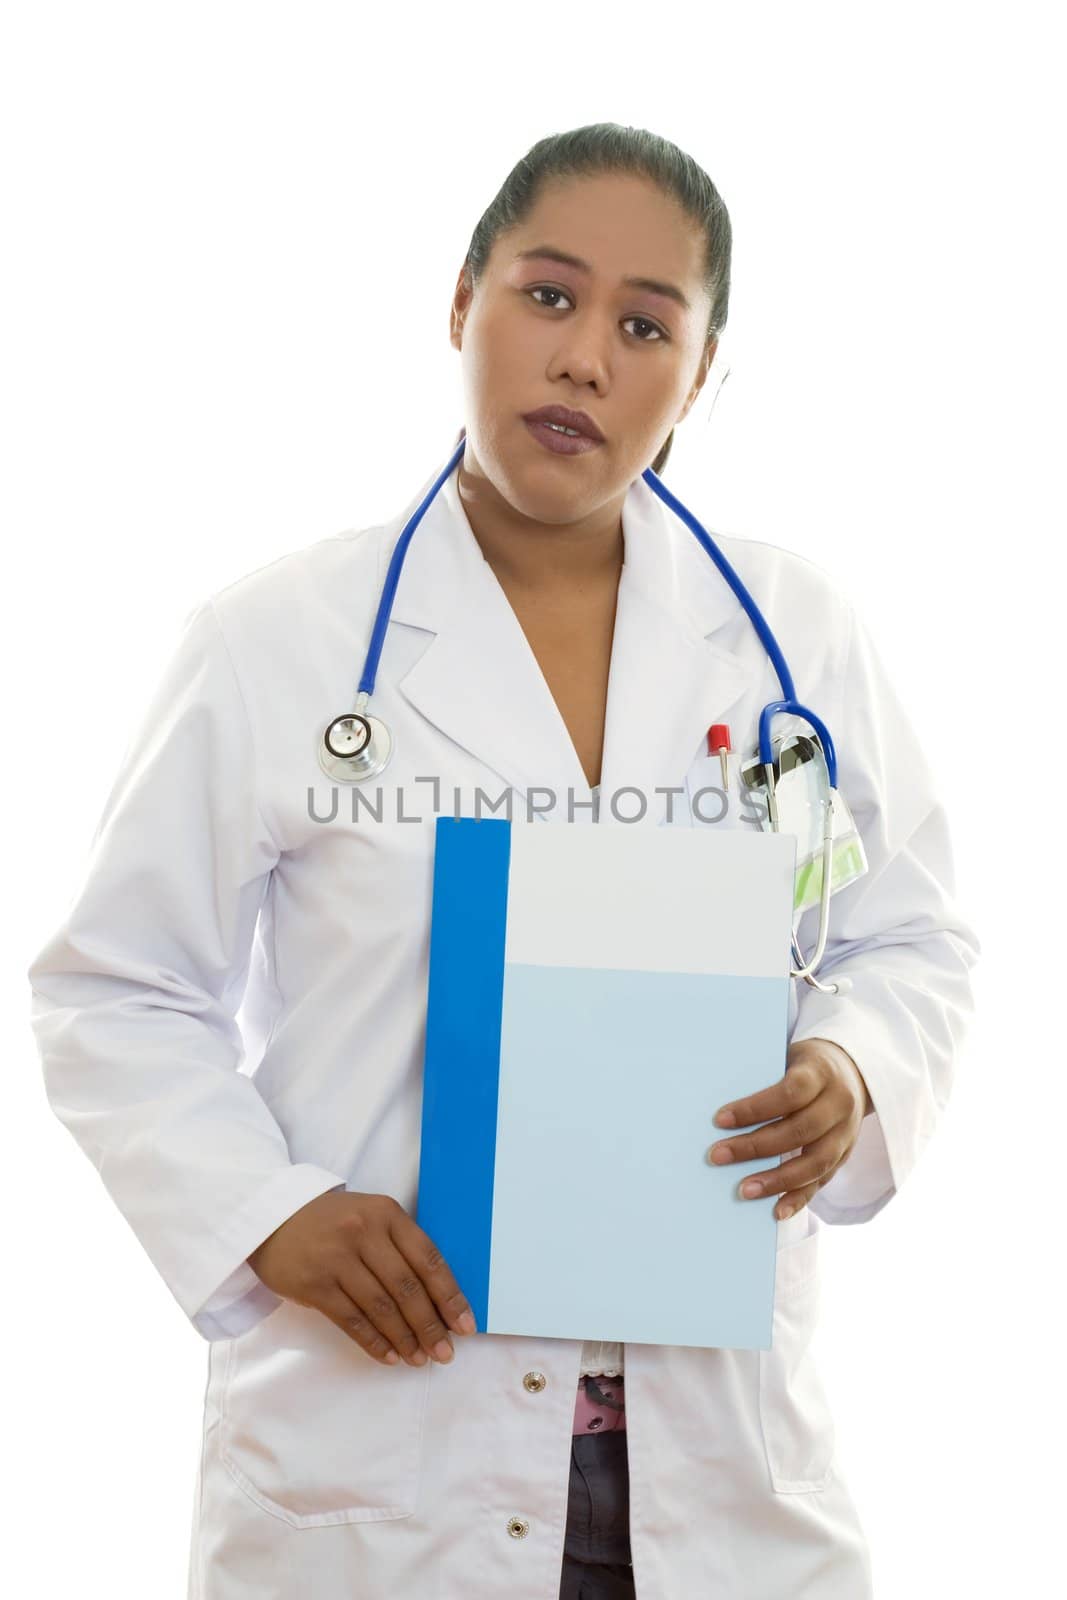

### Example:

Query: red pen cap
xmin=707 ymin=723 xmax=732 ymax=755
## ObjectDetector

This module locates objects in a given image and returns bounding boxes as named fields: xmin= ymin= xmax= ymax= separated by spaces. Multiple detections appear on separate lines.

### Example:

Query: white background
xmin=5 ymin=3 xmax=1061 ymax=1593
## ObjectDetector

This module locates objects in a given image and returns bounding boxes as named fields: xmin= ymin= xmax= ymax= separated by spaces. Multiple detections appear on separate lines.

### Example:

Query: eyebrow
xmin=513 ymin=245 xmax=692 ymax=312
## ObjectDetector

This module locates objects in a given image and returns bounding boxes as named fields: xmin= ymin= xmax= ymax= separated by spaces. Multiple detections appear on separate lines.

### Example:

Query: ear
xmin=675 ymin=336 xmax=719 ymax=426
xmin=450 ymin=264 xmax=475 ymax=352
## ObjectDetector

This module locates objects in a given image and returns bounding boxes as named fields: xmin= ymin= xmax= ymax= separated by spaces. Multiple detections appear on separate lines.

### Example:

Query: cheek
xmin=636 ymin=361 xmax=689 ymax=415
xmin=461 ymin=325 xmax=524 ymax=413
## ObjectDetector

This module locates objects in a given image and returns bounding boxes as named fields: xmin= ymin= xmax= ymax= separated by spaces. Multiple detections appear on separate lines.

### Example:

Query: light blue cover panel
xmin=416 ymin=817 xmax=511 ymax=1333
xmin=488 ymin=963 xmax=787 ymax=1349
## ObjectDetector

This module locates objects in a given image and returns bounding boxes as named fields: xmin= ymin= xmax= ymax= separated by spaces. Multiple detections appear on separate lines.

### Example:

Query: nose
xmin=550 ymin=334 xmax=609 ymax=394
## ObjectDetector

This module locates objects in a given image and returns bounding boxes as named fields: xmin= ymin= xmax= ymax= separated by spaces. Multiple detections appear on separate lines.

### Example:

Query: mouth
xmin=521 ymin=404 xmax=606 ymax=457
xmin=522 ymin=405 xmax=605 ymax=442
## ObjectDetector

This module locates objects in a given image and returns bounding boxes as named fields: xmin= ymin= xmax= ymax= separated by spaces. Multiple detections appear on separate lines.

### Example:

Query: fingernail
xmin=458 ymin=1311 xmax=476 ymax=1335
xmin=434 ymin=1339 xmax=454 ymax=1363
xmin=715 ymin=1110 xmax=736 ymax=1127
xmin=741 ymin=1180 xmax=763 ymax=1197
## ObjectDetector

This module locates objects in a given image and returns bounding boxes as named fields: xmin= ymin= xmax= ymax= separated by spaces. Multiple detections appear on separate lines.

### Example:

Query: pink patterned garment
xmin=572 ymin=1373 xmax=626 ymax=1434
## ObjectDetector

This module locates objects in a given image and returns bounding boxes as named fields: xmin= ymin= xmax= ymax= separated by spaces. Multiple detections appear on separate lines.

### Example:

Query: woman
xmin=27 ymin=123 xmax=978 ymax=1600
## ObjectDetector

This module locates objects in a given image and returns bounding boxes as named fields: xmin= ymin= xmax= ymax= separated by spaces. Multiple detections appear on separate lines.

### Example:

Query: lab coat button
xmin=523 ymin=1370 xmax=547 ymax=1392
xmin=507 ymin=1517 xmax=531 ymax=1539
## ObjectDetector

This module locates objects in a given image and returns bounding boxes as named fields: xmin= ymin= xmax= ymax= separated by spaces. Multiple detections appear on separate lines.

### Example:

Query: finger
xmin=734 ymin=1126 xmax=843 ymax=1201
xmin=389 ymin=1209 xmax=478 ymax=1339
xmin=776 ymin=1164 xmax=841 ymax=1220
xmin=340 ymin=1236 xmax=456 ymax=1365
xmin=316 ymin=1277 xmax=404 ymax=1365
xmin=714 ymin=1059 xmax=821 ymax=1130
xmin=708 ymin=1088 xmax=837 ymax=1166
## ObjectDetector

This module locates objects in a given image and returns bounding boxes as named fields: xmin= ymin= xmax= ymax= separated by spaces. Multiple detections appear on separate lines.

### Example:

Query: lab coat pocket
xmin=684 ymin=753 xmax=765 ymax=831
xmin=757 ymin=1222 xmax=836 ymax=1493
xmin=219 ymin=1299 xmax=431 ymax=1527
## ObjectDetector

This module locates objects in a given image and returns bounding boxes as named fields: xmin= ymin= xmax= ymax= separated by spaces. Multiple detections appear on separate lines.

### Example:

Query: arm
xmin=27 ymin=599 xmax=347 ymax=1339
xmin=789 ymin=602 xmax=980 ymax=1224
xmin=192 ymin=1179 xmax=349 ymax=1340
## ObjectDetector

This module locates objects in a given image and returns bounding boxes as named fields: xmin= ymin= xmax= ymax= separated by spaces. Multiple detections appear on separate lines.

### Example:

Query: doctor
xmin=28 ymin=123 xmax=978 ymax=1600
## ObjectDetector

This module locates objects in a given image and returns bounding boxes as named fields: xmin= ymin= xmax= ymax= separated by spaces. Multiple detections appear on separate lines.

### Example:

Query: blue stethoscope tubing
xmin=325 ymin=430 xmax=846 ymax=991
xmin=358 ymin=432 xmax=838 ymax=786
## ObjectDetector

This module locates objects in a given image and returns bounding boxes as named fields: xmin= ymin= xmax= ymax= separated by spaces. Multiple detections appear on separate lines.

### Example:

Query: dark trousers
xmin=557 ymin=1430 xmax=635 ymax=1599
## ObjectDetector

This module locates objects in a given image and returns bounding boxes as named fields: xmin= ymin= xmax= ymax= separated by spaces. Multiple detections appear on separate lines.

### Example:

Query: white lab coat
xmin=28 ymin=460 xmax=979 ymax=1599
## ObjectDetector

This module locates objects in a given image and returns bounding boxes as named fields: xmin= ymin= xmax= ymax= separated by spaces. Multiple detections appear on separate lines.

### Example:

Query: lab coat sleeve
xmin=194 ymin=1181 xmax=349 ymax=1340
xmin=788 ymin=601 xmax=980 ymax=1225
xmin=26 ymin=598 xmax=349 ymax=1340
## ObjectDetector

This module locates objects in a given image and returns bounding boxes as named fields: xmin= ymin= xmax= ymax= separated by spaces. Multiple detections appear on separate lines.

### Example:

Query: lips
xmin=521 ymin=404 xmax=605 ymax=442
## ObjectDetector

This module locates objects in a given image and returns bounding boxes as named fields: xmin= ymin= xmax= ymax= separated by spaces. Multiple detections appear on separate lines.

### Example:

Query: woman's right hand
xmin=247 ymin=1190 xmax=478 ymax=1367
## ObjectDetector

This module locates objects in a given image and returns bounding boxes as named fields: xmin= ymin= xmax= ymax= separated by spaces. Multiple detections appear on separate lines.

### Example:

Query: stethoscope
xmin=320 ymin=431 xmax=847 ymax=993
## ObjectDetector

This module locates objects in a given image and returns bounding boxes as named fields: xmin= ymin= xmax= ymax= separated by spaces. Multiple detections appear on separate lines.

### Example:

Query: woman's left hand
xmin=707 ymin=1039 xmax=874 ymax=1221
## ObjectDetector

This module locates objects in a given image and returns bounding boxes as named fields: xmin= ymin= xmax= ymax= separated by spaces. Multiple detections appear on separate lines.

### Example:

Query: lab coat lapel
xmin=595 ymin=474 xmax=752 ymax=823
xmin=386 ymin=465 xmax=589 ymax=803
xmin=385 ymin=461 xmax=752 ymax=819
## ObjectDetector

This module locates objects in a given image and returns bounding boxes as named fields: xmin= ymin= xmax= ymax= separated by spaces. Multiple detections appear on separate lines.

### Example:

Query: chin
xmin=510 ymin=468 xmax=604 ymax=526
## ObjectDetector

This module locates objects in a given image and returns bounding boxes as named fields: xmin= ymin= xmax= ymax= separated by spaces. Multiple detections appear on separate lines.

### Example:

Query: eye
xmin=525 ymin=285 xmax=667 ymax=343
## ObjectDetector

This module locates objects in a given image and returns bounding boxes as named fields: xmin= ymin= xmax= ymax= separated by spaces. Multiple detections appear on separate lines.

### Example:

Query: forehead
xmin=500 ymin=172 xmax=705 ymax=287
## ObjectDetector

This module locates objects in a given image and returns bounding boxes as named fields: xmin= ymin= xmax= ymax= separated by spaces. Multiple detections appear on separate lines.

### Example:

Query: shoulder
xmin=696 ymin=527 xmax=857 ymax=690
xmin=167 ymin=518 xmax=392 ymax=707
xmin=206 ymin=520 xmax=386 ymax=637
xmin=712 ymin=529 xmax=853 ymax=622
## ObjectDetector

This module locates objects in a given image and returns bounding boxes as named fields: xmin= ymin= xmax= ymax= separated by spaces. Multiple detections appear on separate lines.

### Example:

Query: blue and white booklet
xmin=416 ymin=817 xmax=797 ymax=1351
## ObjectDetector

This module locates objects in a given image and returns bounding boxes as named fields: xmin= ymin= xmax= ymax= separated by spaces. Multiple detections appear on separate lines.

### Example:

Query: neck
xmin=457 ymin=463 xmax=624 ymax=599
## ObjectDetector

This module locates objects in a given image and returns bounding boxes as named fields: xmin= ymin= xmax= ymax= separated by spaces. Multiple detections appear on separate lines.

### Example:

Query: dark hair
xmin=456 ymin=121 xmax=732 ymax=477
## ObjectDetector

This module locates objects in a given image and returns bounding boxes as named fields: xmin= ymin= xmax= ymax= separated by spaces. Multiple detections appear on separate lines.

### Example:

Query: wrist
xmin=814 ymin=1038 xmax=874 ymax=1117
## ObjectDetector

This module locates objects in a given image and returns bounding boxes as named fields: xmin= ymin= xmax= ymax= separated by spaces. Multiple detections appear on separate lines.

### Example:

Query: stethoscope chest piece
xmin=318 ymin=711 xmax=393 ymax=783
